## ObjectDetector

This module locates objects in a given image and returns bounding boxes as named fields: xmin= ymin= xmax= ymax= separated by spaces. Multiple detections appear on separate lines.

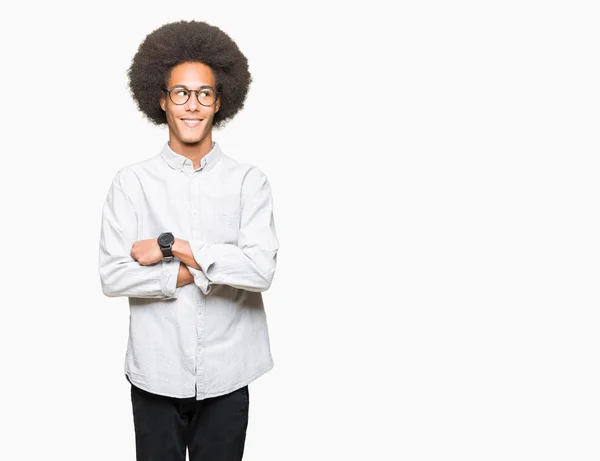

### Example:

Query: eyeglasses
xmin=162 ymin=85 xmax=219 ymax=106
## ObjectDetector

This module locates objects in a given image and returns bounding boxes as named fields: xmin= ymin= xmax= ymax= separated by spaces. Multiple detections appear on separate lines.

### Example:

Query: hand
xmin=131 ymin=239 xmax=163 ymax=266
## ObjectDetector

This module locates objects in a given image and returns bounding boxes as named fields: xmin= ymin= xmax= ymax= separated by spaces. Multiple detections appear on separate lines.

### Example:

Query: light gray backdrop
xmin=0 ymin=1 xmax=598 ymax=460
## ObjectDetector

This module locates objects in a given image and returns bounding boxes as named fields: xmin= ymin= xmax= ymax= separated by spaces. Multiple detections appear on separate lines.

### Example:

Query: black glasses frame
xmin=162 ymin=85 xmax=220 ymax=106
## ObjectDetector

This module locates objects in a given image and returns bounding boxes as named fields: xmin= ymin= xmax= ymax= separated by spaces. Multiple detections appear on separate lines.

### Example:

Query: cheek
xmin=167 ymin=110 xmax=181 ymax=127
xmin=205 ymin=111 xmax=216 ymax=123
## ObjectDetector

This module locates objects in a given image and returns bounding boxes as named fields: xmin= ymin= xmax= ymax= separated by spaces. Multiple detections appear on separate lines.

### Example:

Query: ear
xmin=215 ymin=94 xmax=221 ymax=113
xmin=160 ymin=93 xmax=166 ymax=112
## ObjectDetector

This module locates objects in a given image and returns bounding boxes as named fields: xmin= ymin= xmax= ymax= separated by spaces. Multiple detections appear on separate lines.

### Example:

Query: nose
xmin=185 ymin=91 xmax=200 ymax=111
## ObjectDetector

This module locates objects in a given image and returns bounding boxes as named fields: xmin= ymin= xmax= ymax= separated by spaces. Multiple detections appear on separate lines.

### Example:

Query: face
xmin=159 ymin=61 xmax=221 ymax=151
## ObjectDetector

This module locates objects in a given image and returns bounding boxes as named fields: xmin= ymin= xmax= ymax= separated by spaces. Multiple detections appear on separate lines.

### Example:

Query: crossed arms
xmin=98 ymin=167 xmax=278 ymax=299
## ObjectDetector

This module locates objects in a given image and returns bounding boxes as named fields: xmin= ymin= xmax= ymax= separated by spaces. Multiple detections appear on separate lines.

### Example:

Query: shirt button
xmin=192 ymin=210 xmax=197 ymax=215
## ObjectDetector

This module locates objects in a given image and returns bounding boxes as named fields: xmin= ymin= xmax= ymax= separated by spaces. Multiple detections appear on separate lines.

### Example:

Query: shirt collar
xmin=160 ymin=140 xmax=223 ymax=172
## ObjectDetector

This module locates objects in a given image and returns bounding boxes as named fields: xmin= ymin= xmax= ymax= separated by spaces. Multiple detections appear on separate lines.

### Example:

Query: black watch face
xmin=158 ymin=233 xmax=174 ymax=247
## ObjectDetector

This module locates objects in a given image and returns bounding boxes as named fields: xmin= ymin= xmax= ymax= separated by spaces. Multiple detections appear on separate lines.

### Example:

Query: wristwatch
xmin=157 ymin=232 xmax=175 ymax=261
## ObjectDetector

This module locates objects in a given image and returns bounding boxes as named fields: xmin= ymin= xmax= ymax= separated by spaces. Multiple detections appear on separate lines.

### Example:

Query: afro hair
xmin=127 ymin=20 xmax=252 ymax=129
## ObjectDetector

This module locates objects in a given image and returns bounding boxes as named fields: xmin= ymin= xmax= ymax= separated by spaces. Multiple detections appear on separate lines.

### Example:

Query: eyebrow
xmin=170 ymin=84 xmax=215 ymax=90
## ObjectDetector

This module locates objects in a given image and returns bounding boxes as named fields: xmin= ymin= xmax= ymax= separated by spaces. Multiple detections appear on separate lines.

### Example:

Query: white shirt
xmin=98 ymin=140 xmax=278 ymax=400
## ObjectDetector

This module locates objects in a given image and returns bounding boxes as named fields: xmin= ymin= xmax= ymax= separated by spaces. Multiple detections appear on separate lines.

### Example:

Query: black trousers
xmin=129 ymin=379 xmax=249 ymax=461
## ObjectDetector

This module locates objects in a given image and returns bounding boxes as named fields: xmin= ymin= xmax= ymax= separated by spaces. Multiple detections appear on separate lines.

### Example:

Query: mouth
xmin=180 ymin=118 xmax=204 ymax=128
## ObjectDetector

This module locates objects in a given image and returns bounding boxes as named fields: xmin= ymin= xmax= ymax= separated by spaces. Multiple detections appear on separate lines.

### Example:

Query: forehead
xmin=167 ymin=61 xmax=216 ymax=87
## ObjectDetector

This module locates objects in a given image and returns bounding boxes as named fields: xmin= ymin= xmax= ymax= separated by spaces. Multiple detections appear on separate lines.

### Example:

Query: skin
xmin=131 ymin=61 xmax=222 ymax=286
xmin=160 ymin=61 xmax=221 ymax=170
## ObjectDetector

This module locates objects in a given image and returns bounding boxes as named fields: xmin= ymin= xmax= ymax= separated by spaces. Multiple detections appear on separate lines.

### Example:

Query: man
xmin=98 ymin=20 xmax=278 ymax=461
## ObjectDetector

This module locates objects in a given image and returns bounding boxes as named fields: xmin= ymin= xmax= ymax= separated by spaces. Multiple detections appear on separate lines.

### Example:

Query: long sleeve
xmin=188 ymin=167 xmax=279 ymax=294
xmin=98 ymin=170 xmax=182 ymax=299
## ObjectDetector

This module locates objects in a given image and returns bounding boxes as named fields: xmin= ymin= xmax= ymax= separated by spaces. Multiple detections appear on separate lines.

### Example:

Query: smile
xmin=181 ymin=119 xmax=203 ymax=127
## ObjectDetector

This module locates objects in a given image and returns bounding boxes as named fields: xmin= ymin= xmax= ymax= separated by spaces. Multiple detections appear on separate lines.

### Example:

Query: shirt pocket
xmin=206 ymin=204 xmax=239 ymax=244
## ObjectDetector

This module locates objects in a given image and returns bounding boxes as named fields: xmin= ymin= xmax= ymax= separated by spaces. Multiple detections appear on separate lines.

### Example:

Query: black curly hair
xmin=127 ymin=20 xmax=252 ymax=129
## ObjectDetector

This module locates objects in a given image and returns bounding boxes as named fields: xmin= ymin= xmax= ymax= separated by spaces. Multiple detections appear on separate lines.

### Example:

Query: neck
xmin=168 ymin=133 xmax=213 ymax=170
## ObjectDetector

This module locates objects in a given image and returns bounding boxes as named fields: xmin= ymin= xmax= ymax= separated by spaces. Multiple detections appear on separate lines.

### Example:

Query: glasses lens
xmin=198 ymin=88 xmax=217 ymax=106
xmin=170 ymin=88 xmax=190 ymax=105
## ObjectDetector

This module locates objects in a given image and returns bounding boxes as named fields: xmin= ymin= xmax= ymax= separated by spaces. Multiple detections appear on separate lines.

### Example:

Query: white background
xmin=1 ymin=1 xmax=598 ymax=460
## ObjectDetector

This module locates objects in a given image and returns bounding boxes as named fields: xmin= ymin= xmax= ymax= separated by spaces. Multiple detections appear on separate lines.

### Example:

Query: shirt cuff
xmin=160 ymin=258 xmax=181 ymax=298
xmin=188 ymin=267 xmax=212 ymax=295
xmin=189 ymin=238 xmax=217 ymax=276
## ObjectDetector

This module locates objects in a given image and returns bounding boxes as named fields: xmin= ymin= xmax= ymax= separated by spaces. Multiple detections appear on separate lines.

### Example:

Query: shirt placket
xmin=190 ymin=164 xmax=207 ymax=398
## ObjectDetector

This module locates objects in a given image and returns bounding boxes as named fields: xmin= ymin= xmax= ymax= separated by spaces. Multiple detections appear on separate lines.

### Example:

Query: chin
xmin=183 ymin=136 xmax=205 ymax=145
xmin=175 ymin=131 xmax=200 ymax=142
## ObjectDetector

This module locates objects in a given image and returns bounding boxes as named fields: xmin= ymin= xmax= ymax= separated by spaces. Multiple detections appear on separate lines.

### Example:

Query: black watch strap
xmin=158 ymin=232 xmax=175 ymax=260
xmin=161 ymin=246 xmax=174 ymax=258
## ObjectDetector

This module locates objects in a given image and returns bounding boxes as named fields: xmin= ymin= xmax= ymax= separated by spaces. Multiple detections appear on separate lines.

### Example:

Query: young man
xmin=98 ymin=20 xmax=278 ymax=461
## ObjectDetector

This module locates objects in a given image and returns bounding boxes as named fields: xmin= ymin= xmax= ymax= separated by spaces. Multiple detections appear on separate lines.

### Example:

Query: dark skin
xmin=130 ymin=61 xmax=222 ymax=287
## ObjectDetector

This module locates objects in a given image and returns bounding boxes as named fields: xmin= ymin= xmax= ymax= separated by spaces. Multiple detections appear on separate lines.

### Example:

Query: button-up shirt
xmin=98 ymin=140 xmax=278 ymax=400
